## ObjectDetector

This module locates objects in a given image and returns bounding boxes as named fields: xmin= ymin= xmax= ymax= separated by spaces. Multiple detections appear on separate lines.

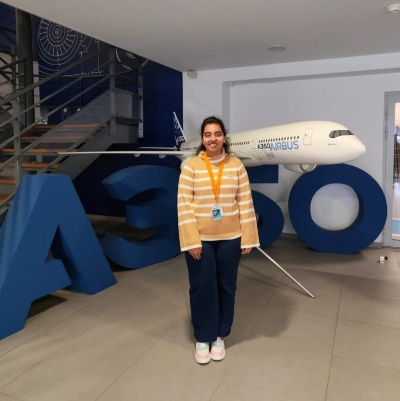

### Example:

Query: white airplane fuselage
xmin=180 ymin=121 xmax=366 ymax=169
xmin=57 ymin=120 xmax=366 ymax=173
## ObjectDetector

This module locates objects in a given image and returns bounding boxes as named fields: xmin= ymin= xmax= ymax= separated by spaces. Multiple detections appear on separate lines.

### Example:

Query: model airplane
xmin=58 ymin=113 xmax=366 ymax=173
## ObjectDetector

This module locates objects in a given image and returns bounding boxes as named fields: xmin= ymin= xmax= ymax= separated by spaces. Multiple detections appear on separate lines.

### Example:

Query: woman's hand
xmin=241 ymin=248 xmax=252 ymax=254
xmin=189 ymin=247 xmax=202 ymax=260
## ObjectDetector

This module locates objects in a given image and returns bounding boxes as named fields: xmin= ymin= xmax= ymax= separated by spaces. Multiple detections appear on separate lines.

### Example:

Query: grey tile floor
xmin=1 ymin=237 xmax=400 ymax=401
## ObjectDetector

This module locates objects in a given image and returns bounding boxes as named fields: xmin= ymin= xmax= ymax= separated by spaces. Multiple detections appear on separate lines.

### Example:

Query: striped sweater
xmin=177 ymin=150 xmax=260 ymax=251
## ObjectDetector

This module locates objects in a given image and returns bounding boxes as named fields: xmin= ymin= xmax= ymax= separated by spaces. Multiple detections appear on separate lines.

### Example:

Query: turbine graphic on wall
xmin=115 ymin=49 xmax=148 ymax=70
xmin=37 ymin=18 xmax=93 ymax=75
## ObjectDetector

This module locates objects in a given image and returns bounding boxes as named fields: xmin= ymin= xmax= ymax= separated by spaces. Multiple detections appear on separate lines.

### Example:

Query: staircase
xmin=0 ymin=46 xmax=143 ymax=217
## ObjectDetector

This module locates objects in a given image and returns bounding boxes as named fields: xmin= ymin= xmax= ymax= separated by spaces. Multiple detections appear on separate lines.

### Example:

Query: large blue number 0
xmin=102 ymin=165 xmax=181 ymax=268
xmin=288 ymin=164 xmax=387 ymax=253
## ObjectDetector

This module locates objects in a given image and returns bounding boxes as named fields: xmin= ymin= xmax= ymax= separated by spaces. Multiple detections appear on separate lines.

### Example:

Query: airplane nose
xmin=353 ymin=137 xmax=366 ymax=158
xmin=356 ymin=138 xmax=366 ymax=156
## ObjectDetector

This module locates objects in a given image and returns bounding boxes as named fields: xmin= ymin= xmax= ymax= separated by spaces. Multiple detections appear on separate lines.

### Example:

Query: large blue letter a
xmin=0 ymin=175 xmax=116 ymax=340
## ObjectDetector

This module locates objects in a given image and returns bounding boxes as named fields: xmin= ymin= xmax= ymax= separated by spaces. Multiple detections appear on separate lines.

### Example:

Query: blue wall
xmin=141 ymin=61 xmax=183 ymax=148
xmin=0 ymin=3 xmax=15 ymax=53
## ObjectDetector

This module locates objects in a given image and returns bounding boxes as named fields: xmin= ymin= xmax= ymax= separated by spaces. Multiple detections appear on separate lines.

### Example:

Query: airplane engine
xmin=283 ymin=164 xmax=317 ymax=173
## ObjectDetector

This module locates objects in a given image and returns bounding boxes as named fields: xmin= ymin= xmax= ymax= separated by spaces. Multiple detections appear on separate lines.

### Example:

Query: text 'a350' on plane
xmin=58 ymin=112 xmax=366 ymax=173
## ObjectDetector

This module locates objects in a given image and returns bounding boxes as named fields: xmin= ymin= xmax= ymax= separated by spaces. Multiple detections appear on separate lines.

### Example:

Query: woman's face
xmin=202 ymin=123 xmax=225 ymax=157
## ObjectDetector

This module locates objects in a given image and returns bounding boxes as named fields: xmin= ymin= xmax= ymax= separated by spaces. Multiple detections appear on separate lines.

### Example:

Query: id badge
xmin=211 ymin=205 xmax=223 ymax=221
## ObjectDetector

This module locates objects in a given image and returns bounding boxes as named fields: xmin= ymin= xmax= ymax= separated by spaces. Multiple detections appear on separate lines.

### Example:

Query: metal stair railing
xmin=0 ymin=45 xmax=143 ymax=214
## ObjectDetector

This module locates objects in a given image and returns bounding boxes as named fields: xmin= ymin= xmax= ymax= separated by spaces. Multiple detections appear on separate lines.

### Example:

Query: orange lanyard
xmin=204 ymin=153 xmax=224 ymax=203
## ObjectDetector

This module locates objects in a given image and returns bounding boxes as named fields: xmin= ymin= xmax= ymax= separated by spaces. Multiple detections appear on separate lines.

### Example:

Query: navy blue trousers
xmin=185 ymin=238 xmax=241 ymax=343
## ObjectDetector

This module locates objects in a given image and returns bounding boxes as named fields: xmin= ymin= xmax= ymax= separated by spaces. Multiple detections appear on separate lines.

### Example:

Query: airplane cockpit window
xmin=329 ymin=130 xmax=354 ymax=138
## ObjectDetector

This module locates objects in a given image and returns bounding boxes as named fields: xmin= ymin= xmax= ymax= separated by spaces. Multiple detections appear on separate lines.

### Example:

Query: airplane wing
xmin=57 ymin=150 xmax=254 ymax=160
xmin=139 ymin=147 xmax=178 ymax=150
xmin=56 ymin=150 xmax=193 ymax=156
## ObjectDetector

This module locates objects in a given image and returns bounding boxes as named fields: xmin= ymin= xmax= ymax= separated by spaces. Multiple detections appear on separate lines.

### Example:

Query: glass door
xmin=383 ymin=93 xmax=400 ymax=247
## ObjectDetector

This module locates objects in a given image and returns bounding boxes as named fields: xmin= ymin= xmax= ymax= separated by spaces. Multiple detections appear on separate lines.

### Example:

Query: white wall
xmin=183 ymin=52 xmax=400 ymax=242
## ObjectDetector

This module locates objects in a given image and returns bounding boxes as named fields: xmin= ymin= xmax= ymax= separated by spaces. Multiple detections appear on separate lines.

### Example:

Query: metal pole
xmin=10 ymin=46 xmax=21 ymax=187
xmin=137 ymin=62 xmax=143 ymax=138
xmin=12 ymin=98 xmax=21 ymax=186
xmin=255 ymin=246 xmax=315 ymax=299
xmin=16 ymin=9 xmax=35 ymax=131
xmin=109 ymin=46 xmax=116 ymax=136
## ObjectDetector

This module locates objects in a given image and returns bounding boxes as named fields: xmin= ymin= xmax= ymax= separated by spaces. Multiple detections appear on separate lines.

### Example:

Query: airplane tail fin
xmin=173 ymin=112 xmax=187 ymax=148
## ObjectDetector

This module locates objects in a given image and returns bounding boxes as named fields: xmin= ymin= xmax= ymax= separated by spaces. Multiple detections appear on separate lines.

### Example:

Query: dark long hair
xmin=196 ymin=116 xmax=231 ymax=155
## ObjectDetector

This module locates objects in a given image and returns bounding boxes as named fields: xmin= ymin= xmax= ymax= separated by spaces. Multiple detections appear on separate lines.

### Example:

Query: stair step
xmin=2 ymin=148 xmax=76 ymax=155
xmin=21 ymin=135 xmax=92 ymax=143
xmin=0 ymin=176 xmax=15 ymax=185
xmin=0 ymin=193 xmax=10 ymax=202
xmin=35 ymin=123 xmax=102 ymax=131
xmin=1 ymin=162 xmax=60 ymax=170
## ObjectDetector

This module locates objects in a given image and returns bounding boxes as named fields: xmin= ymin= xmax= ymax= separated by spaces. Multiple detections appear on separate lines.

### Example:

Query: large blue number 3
xmin=102 ymin=165 xmax=181 ymax=268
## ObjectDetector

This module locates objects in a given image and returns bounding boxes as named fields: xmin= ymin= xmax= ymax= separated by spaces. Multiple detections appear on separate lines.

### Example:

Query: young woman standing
xmin=177 ymin=116 xmax=259 ymax=364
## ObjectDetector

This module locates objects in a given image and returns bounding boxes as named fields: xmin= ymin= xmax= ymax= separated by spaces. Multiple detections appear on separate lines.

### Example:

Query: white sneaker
xmin=195 ymin=342 xmax=210 ymax=364
xmin=210 ymin=337 xmax=225 ymax=361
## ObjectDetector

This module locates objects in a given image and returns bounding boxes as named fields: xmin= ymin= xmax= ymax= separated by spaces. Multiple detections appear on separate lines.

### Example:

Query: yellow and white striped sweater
xmin=177 ymin=150 xmax=260 ymax=251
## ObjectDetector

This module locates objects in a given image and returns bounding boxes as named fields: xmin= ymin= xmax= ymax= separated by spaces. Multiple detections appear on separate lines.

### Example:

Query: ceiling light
xmin=386 ymin=4 xmax=400 ymax=13
xmin=267 ymin=45 xmax=286 ymax=51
